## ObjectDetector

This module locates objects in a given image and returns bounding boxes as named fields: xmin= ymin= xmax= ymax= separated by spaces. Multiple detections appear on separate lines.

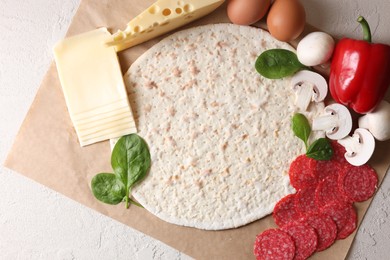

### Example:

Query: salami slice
xmin=315 ymin=174 xmax=349 ymax=208
xmin=338 ymin=164 xmax=378 ymax=202
xmin=301 ymin=213 xmax=337 ymax=251
xmin=273 ymin=194 xmax=301 ymax=227
xmin=294 ymin=186 xmax=318 ymax=216
xmin=281 ymin=222 xmax=318 ymax=260
xmin=321 ymin=201 xmax=357 ymax=239
xmin=330 ymin=141 xmax=348 ymax=165
xmin=289 ymin=155 xmax=318 ymax=190
xmin=315 ymin=160 xmax=343 ymax=181
xmin=254 ymin=229 xmax=295 ymax=260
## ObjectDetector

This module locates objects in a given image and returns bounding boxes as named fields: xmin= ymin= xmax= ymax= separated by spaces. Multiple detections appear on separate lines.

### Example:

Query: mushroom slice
xmin=312 ymin=104 xmax=352 ymax=140
xmin=291 ymin=70 xmax=328 ymax=111
xmin=338 ymin=128 xmax=375 ymax=166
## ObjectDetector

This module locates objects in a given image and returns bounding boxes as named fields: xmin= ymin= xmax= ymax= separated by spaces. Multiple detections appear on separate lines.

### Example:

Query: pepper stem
xmin=357 ymin=16 xmax=372 ymax=43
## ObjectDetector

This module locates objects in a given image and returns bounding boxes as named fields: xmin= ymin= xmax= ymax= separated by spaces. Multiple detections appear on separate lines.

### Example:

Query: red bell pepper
xmin=329 ymin=16 xmax=390 ymax=114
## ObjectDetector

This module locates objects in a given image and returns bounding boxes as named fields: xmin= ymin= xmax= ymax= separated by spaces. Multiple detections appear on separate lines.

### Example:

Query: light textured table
xmin=1 ymin=0 xmax=389 ymax=259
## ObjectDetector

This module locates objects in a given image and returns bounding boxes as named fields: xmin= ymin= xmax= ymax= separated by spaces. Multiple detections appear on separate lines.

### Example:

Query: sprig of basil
xmin=91 ymin=134 xmax=151 ymax=208
xmin=255 ymin=49 xmax=308 ymax=79
xmin=291 ymin=113 xmax=333 ymax=161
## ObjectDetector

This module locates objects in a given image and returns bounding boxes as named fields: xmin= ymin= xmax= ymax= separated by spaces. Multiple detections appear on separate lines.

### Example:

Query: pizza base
xmin=125 ymin=24 xmax=324 ymax=230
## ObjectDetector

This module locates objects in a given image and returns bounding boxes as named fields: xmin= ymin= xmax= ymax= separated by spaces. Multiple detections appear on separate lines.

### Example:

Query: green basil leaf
xmin=292 ymin=113 xmax=311 ymax=149
xmin=306 ymin=138 xmax=334 ymax=161
xmin=112 ymin=134 xmax=151 ymax=187
xmin=91 ymin=173 xmax=126 ymax=205
xmin=255 ymin=49 xmax=307 ymax=79
xmin=111 ymin=134 xmax=151 ymax=208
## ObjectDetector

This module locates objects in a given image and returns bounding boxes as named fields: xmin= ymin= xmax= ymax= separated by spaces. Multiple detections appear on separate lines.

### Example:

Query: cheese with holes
xmin=108 ymin=0 xmax=225 ymax=52
xmin=54 ymin=28 xmax=137 ymax=146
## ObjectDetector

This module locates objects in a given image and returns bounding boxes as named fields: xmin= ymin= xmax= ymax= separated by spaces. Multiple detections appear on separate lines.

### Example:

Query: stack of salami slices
xmin=254 ymin=141 xmax=378 ymax=260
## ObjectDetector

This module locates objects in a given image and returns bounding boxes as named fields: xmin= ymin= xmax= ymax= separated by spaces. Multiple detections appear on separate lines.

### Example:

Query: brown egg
xmin=227 ymin=0 xmax=271 ymax=26
xmin=267 ymin=0 xmax=306 ymax=42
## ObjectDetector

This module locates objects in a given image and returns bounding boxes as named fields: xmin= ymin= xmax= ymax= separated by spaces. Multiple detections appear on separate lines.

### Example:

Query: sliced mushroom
xmin=291 ymin=70 xmax=328 ymax=111
xmin=337 ymin=128 xmax=375 ymax=166
xmin=312 ymin=103 xmax=352 ymax=140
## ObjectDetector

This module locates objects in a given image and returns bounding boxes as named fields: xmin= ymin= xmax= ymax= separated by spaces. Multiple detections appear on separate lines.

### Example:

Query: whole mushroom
xmin=291 ymin=70 xmax=328 ymax=111
xmin=359 ymin=101 xmax=390 ymax=141
xmin=297 ymin=32 xmax=335 ymax=67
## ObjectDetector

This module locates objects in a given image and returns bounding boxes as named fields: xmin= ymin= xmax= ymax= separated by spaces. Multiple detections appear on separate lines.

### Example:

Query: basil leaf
xmin=292 ymin=113 xmax=311 ymax=149
xmin=91 ymin=173 xmax=126 ymax=205
xmin=112 ymin=134 xmax=151 ymax=187
xmin=306 ymin=138 xmax=334 ymax=161
xmin=111 ymin=134 xmax=151 ymax=208
xmin=90 ymin=134 xmax=151 ymax=208
xmin=255 ymin=49 xmax=307 ymax=79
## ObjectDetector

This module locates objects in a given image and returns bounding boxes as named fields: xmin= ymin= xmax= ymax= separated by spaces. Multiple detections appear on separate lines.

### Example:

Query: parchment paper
xmin=5 ymin=0 xmax=390 ymax=259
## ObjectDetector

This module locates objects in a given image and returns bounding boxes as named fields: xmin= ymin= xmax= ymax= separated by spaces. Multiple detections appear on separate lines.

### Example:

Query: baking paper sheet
xmin=5 ymin=0 xmax=390 ymax=258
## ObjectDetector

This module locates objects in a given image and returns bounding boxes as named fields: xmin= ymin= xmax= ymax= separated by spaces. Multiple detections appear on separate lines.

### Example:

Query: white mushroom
xmin=297 ymin=32 xmax=335 ymax=67
xmin=358 ymin=101 xmax=390 ymax=141
xmin=338 ymin=128 xmax=375 ymax=166
xmin=312 ymin=103 xmax=352 ymax=140
xmin=291 ymin=70 xmax=328 ymax=111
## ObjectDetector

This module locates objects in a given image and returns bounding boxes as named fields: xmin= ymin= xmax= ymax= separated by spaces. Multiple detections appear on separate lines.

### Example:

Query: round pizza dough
xmin=125 ymin=24 xmax=324 ymax=230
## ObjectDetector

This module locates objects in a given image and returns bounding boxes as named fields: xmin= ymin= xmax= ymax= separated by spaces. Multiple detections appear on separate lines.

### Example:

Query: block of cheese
xmin=107 ymin=0 xmax=225 ymax=52
xmin=54 ymin=28 xmax=137 ymax=146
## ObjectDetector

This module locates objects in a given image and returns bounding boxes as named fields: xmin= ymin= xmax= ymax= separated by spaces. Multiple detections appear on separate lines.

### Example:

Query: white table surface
xmin=1 ymin=0 xmax=389 ymax=259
